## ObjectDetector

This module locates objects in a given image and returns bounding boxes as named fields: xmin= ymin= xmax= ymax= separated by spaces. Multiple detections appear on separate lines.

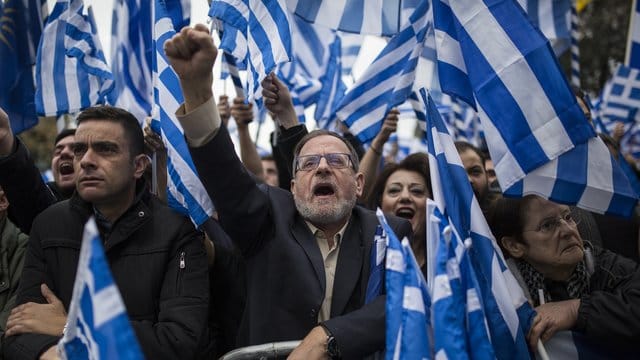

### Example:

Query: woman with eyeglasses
xmin=488 ymin=195 xmax=640 ymax=353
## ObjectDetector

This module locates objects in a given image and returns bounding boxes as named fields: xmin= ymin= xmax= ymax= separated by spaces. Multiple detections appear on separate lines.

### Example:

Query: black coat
xmin=3 ymin=186 xmax=211 ymax=360
xmin=190 ymin=125 xmax=412 ymax=358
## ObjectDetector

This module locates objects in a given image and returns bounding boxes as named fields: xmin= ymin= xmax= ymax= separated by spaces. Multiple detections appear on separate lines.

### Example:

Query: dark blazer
xmin=189 ymin=125 xmax=412 ymax=358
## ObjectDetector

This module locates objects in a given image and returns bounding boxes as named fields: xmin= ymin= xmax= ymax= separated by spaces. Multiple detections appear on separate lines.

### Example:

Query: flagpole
xmin=625 ymin=0 xmax=638 ymax=66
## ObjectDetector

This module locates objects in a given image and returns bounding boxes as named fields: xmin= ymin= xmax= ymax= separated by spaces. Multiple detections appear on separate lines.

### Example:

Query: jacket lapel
xmin=290 ymin=216 xmax=326 ymax=293
xmin=331 ymin=208 xmax=372 ymax=316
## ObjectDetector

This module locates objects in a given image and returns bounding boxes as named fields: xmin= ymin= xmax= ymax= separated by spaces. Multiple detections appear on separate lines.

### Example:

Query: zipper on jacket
xmin=176 ymin=251 xmax=185 ymax=294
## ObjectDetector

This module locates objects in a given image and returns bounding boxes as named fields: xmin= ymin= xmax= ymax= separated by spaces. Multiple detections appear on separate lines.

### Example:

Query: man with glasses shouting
xmin=165 ymin=24 xmax=412 ymax=359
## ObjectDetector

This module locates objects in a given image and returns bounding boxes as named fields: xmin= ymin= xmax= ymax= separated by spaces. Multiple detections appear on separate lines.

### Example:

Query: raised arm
xmin=359 ymin=109 xmax=398 ymax=201
xmin=231 ymin=97 xmax=265 ymax=180
xmin=165 ymin=25 xmax=271 ymax=254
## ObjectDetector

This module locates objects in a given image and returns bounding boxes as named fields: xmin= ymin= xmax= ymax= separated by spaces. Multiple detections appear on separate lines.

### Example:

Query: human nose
xmin=315 ymin=155 xmax=331 ymax=173
xmin=399 ymin=187 xmax=411 ymax=201
xmin=79 ymin=148 xmax=96 ymax=170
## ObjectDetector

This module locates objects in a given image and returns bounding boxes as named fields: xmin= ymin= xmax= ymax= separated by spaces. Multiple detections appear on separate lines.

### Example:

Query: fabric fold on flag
xmin=58 ymin=217 xmax=144 ymax=360
xmin=378 ymin=208 xmax=431 ymax=360
xmin=110 ymin=0 xmax=153 ymax=124
xmin=210 ymin=0 xmax=292 ymax=105
xmin=422 ymin=89 xmax=535 ymax=360
xmin=434 ymin=0 xmax=636 ymax=216
xmin=35 ymin=0 xmax=114 ymax=117
xmin=152 ymin=0 xmax=215 ymax=226
xmin=334 ymin=0 xmax=431 ymax=144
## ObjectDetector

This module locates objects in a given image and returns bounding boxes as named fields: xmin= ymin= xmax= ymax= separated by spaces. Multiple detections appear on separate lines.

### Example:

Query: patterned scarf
xmin=515 ymin=257 xmax=591 ymax=307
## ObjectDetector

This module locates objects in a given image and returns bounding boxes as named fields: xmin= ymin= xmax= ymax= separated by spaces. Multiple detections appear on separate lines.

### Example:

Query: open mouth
xmin=59 ymin=162 xmax=74 ymax=176
xmin=395 ymin=207 xmax=415 ymax=220
xmin=313 ymin=184 xmax=336 ymax=197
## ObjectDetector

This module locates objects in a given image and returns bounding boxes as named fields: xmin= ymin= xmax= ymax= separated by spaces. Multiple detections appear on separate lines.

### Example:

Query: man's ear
xmin=354 ymin=172 xmax=364 ymax=197
xmin=133 ymin=154 xmax=148 ymax=179
xmin=500 ymin=236 xmax=525 ymax=259
xmin=290 ymin=179 xmax=296 ymax=196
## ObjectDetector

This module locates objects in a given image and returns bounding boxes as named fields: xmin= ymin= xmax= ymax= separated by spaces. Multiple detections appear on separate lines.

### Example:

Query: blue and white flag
xmin=110 ymin=0 xmax=153 ymax=124
xmin=152 ymin=0 xmax=215 ymax=226
xmin=518 ymin=0 xmax=571 ymax=54
xmin=58 ymin=217 xmax=144 ymax=360
xmin=315 ymin=36 xmax=346 ymax=129
xmin=36 ymin=0 xmax=114 ymax=117
xmin=210 ymin=0 xmax=292 ymax=106
xmin=422 ymin=89 xmax=535 ymax=360
xmin=334 ymin=0 xmax=430 ymax=144
xmin=434 ymin=0 xmax=637 ymax=216
xmin=626 ymin=0 xmax=640 ymax=69
xmin=378 ymin=208 xmax=431 ymax=360
xmin=339 ymin=33 xmax=362 ymax=80
xmin=220 ymin=51 xmax=245 ymax=98
xmin=288 ymin=0 xmax=421 ymax=36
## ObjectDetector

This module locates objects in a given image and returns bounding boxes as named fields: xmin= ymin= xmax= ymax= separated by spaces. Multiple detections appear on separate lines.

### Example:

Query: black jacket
xmin=190 ymin=125 xmax=412 ymax=358
xmin=573 ymin=247 xmax=640 ymax=349
xmin=0 ymin=138 xmax=63 ymax=234
xmin=3 ymin=184 xmax=211 ymax=360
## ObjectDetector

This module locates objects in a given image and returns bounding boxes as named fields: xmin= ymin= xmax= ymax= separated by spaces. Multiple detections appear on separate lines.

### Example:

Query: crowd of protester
xmin=0 ymin=24 xmax=638 ymax=359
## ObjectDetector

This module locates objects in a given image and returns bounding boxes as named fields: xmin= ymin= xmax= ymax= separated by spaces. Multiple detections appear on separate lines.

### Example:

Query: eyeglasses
xmin=523 ymin=211 xmax=579 ymax=234
xmin=295 ymin=153 xmax=353 ymax=172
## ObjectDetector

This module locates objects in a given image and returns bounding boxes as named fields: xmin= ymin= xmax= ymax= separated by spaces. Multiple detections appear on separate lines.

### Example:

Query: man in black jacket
xmin=166 ymin=25 xmax=412 ymax=359
xmin=3 ymin=106 xmax=210 ymax=360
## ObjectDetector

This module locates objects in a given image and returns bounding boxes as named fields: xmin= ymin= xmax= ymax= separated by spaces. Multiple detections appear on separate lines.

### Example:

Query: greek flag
xmin=288 ymin=0 xmax=421 ymax=36
xmin=58 ymin=218 xmax=144 ymax=360
xmin=600 ymin=64 xmax=640 ymax=125
xmin=517 ymin=0 xmax=571 ymax=54
xmin=36 ymin=0 xmax=114 ymax=117
xmin=422 ymin=89 xmax=535 ymax=360
xmin=434 ymin=0 xmax=637 ymax=216
xmin=220 ymin=51 xmax=245 ymax=98
xmin=152 ymin=0 xmax=215 ymax=226
xmin=339 ymin=33 xmax=362 ymax=79
xmin=209 ymin=0 xmax=292 ymax=105
xmin=110 ymin=0 xmax=153 ymax=124
xmin=315 ymin=36 xmax=346 ymax=129
xmin=626 ymin=0 xmax=640 ymax=69
xmin=334 ymin=0 xmax=430 ymax=144
xmin=378 ymin=208 xmax=431 ymax=360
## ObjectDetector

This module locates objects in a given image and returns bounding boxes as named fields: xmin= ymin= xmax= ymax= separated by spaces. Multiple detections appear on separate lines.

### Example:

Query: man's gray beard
xmin=295 ymin=196 xmax=356 ymax=226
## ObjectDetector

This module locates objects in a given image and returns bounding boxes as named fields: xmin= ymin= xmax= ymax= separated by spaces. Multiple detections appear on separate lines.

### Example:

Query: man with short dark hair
xmin=0 ymin=108 xmax=76 ymax=234
xmin=165 ymin=24 xmax=411 ymax=359
xmin=455 ymin=141 xmax=490 ymax=206
xmin=4 ymin=106 xmax=210 ymax=360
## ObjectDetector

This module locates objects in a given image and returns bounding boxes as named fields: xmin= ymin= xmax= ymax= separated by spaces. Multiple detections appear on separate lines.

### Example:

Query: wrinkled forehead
xmin=523 ymin=196 xmax=570 ymax=221
xmin=75 ymin=120 xmax=125 ymax=142
xmin=299 ymin=135 xmax=350 ymax=156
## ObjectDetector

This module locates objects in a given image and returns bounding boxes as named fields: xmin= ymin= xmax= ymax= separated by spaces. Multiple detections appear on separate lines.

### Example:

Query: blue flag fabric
xmin=315 ymin=36 xmax=346 ymax=129
xmin=110 ymin=0 xmax=153 ymax=124
xmin=288 ymin=0 xmax=421 ymax=37
xmin=626 ymin=0 xmax=640 ymax=69
xmin=0 ymin=0 xmax=46 ymax=133
xmin=35 ymin=0 xmax=114 ymax=117
xmin=209 ymin=0 xmax=292 ymax=106
xmin=364 ymin=225 xmax=386 ymax=304
xmin=434 ymin=0 xmax=637 ymax=217
xmin=152 ymin=0 xmax=215 ymax=226
xmin=518 ymin=0 xmax=571 ymax=54
xmin=422 ymin=89 xmax=535 ymax=360
xmin=58 ymin=217 xmax=144 ymax=360
xmin=334 ymin=0 xmax=430 ymax=144
xmin=378 ymin=208 xmax=431 ymax=360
